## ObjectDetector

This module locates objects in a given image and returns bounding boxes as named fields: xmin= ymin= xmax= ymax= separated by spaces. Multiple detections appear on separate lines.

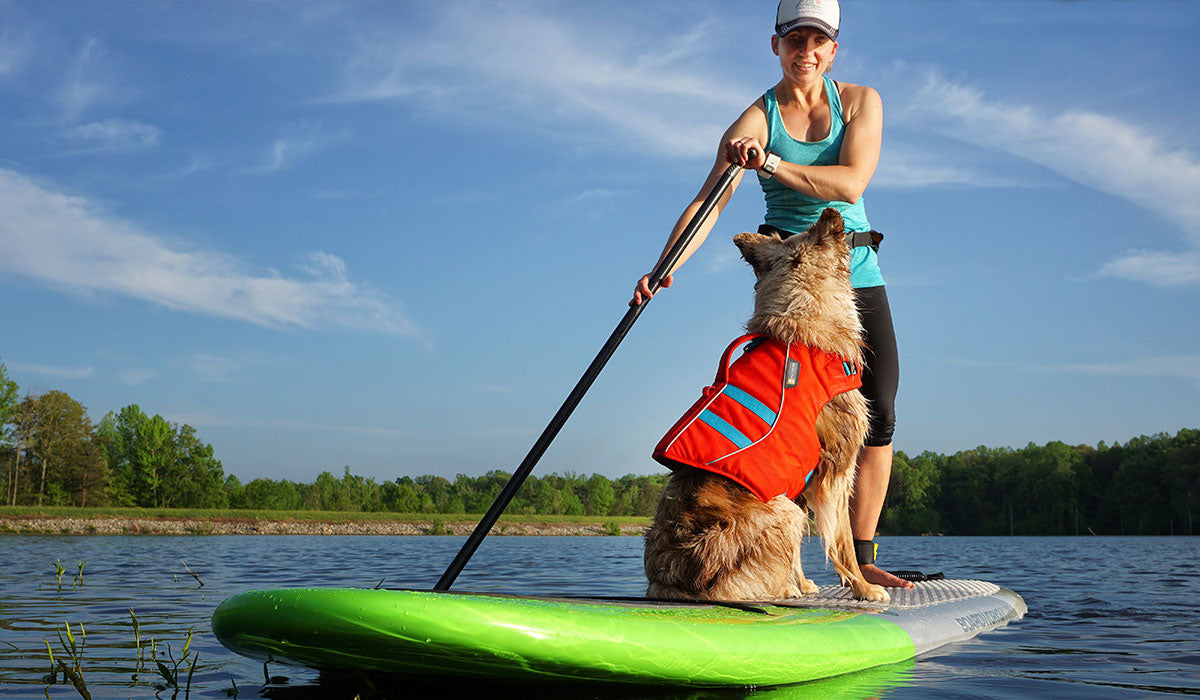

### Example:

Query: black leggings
xmin=855 ymin=285 xmax=898 ymax=447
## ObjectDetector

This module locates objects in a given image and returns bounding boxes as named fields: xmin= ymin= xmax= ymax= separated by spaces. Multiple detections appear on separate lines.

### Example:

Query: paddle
xmin=434 ymin=152 xmax=754 ymax=590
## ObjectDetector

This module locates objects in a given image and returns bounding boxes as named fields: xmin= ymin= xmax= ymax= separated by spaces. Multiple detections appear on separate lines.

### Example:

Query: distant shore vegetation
xmin=2 ymin=359 xmax=1196 ymax=535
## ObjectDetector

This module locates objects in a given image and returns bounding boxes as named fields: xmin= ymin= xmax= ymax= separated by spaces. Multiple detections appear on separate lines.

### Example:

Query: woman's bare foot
xmin=860 ymin=563 xmax=915 ymax=589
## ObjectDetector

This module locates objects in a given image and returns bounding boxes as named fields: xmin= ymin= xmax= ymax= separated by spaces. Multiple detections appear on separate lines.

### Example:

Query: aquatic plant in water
xmin=152 ymin=626 xmax=199 ymax=695
xmin=44 ymin=622 xmax=91 ymax=700
xmin=129 ymin=608 xmax=144 ymax=682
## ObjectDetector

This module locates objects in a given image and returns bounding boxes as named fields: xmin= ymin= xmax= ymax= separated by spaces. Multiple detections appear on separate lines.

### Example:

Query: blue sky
xmin=1 ymin=1 xmax=1198 ymax=484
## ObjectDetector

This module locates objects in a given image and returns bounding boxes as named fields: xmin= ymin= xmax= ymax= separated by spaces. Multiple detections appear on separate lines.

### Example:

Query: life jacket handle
xmin=713 ymin=334 xmax=768 ymax=385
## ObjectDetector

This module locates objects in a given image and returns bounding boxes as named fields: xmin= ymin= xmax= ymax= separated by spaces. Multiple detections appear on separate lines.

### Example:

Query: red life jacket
xmin=653 ymin=334 xmax=862 ymax=503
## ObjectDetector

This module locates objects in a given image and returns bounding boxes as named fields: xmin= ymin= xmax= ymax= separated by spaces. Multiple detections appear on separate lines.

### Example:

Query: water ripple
xmin=1 ymin=535 xmax=1198 ymax=698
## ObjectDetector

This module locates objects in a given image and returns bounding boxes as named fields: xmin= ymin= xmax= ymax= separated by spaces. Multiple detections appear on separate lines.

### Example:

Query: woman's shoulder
xmin=733 ymin=94 xmax=770 ymax=127
xmin=833 ymin=80 xmax=882 ymax=119
xmin=834 ymin=80 xmax=881 ymax=105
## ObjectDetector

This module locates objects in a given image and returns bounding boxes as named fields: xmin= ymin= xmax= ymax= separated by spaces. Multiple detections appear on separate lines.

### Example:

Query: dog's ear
xmin=733 ymin=232 xmax=783 ymax=275
xmin=805 ymin=208 xmax=846 ymax=248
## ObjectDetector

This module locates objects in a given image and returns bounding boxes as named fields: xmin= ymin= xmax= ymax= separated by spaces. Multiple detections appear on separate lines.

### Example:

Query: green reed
xmin=129 ymin=608 xmax=144 ymax=681
xmin=152 ymin=626 xmax=199 ymax=695
xmin=44 ymin=622 xmax=91 ymax=700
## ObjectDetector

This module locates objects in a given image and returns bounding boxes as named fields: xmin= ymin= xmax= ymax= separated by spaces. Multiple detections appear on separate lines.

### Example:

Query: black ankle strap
xmin=853 ymin=539 xmax=876 ymax=565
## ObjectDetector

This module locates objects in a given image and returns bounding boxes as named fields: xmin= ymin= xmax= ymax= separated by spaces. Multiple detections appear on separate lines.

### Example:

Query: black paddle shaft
xmin=434 ymin=154 xmax=752 ymax=591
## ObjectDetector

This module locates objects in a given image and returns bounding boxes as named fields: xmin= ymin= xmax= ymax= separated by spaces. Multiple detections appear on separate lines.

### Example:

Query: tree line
xmin=0 ymin=359 xmax=667 ymax=514
xmin=2 ymin=359 xmax=1197 ymax=532
xmin=881 ymin=430 xmax=1199 ymax=536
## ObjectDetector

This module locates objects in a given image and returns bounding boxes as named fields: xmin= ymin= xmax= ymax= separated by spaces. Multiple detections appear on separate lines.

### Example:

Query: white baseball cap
xmin=776 ymin=0 xmax=840 ymax=41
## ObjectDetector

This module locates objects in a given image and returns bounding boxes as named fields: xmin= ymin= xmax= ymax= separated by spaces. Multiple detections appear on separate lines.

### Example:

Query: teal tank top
xmin=758 ymin=76 xmax=884 ymax=288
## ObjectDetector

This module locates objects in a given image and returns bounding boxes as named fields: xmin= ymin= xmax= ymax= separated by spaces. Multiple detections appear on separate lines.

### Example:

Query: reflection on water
xmin=1 ymin=535 xmax=1198 ymax=698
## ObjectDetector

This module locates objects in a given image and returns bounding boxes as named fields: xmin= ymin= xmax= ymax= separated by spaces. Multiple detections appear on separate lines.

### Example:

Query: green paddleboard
xmin=211 ymin=580 xmax=1024 ymax=687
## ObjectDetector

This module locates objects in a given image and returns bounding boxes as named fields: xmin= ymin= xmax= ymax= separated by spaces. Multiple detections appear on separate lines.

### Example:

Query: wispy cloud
xmin=57 ymin=37 xmax=112 ymax=120
xmin=333 ymin=4 xmax=747 ymax=158
xmin=251 ymin=121 xmax=347 ymax=173
xmin=562 ymin=189 xmax=619 ymax=207
xmin=0 ymin=27 xmax=31 ymax=78
xmin=888 ymin=65 xmax=1200 ymax=287
xmin=872 ymin=144 xmax=1038 ymax=190
xmin=0 ymin=167 xmax=425 ymax=337
xmin=1097 ymin=250 xmax=1200 ymax=288
xmin=9 ymin=362 xmax=94 ymax=380
xmin=68 ymin=117 xmax=161 ymax=151
xmin=187 ymin=354 xmax=244 ymax=383
xmin=119 ymin=369 xmax=155 ymax=386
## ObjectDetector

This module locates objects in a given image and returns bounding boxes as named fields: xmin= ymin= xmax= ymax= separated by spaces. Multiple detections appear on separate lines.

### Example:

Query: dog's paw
xmin=778 ymin=582 xmax=803 ymax=599
xmin=851 ymin=581 xmax=890 ymax=603
xmin=799 ymin=577 xmax=819 ymax=595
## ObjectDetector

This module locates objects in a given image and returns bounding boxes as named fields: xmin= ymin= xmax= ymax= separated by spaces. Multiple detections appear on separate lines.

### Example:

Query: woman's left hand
xmin=725 ymin=137 xmax=765 ymax=170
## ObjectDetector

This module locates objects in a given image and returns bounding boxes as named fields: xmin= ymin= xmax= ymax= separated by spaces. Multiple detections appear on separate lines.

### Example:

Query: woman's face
xmin=772 ymin=27 xmax=838 ymax=81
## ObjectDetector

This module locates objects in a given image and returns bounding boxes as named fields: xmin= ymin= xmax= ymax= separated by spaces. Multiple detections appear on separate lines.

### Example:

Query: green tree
xmin=631 ymin=474 xmax=667 ymax=516
xmin=1 ymin=360 xmax=22 ymax=506
xmin=98 ymin=405 xmax=225 ymax=508
xmin=134 ymin=414 xmax=175 ymax=508
xmin=95 ymin=411 xmax=134 ymax=506
xmin=100 ymin=405 xmax=168 ymax=507
xmin=530 ymin=477 xmax=563 ymax=514
xmin=560 ymin=482 xmax=584 ymax=516
xmin=584 ymin=473 xmax=616 ymax=516
xmin=416 ymin=475 xmax=453 ymax=512
xmin=383 ymin=479 xmax=420 ymax=513
xmin=238 ymin=478 xmax=302 ymax=510
xmin=880 ymin=451 xmax=942 ymax=534
xmin=166 ymin=423 xmax=227 ymax=508
xmin=224 ymin=473 xmax=244 ymax=507
xmin=1164 ymin=429 xmax=1200 ymax=535
xmin=19 ymin=391 xmax=108 ymax=506
xmin=304 ymin=471 xmax=353 ymax=510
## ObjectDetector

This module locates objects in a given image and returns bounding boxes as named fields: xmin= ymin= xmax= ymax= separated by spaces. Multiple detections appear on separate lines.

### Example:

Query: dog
xmin=644 ymin=208 xmax=889 ymax=603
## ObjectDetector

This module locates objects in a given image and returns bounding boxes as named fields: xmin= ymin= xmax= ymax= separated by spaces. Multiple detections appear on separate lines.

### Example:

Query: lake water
xmin=1 ymin=534 xmax=1198 ymax=698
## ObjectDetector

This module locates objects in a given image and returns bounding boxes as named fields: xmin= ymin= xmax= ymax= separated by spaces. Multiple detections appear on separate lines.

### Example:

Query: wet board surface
xmin=211 ymin=579 xmax=1025 ymax=688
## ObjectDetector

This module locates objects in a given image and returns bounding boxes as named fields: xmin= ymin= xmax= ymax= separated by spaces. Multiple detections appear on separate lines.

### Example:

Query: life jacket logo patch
xmin=784 ymin=359 xmax=801 ymax=388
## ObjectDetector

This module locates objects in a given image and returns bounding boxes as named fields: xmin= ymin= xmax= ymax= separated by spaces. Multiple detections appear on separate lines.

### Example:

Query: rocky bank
xmin=0 ymin=515 xmax=647 ymax=536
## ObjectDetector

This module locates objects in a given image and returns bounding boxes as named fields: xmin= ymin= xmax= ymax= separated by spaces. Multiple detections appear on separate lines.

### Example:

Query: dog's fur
xmin=644 ymin=208 xmax=888 ymax=603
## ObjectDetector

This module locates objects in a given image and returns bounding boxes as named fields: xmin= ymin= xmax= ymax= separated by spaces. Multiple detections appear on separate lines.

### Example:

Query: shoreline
xmin=0 ymin=515 xmax=648 ymax=536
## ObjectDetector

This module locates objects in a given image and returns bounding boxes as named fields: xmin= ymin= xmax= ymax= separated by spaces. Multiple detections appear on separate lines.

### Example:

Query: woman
xmin=632 ymin=0 xmax=912 ymax=589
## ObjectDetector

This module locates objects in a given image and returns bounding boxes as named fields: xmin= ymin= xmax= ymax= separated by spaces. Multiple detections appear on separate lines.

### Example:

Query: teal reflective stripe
xmin=723 ymin=385 xmax=778 ymax=426
xmin=698 ymin=410 xmax=752 ymax=449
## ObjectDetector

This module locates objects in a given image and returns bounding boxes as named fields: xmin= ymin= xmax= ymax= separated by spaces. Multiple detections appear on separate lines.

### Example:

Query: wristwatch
xmin=760 ymin=152 xmax=782 ymax=179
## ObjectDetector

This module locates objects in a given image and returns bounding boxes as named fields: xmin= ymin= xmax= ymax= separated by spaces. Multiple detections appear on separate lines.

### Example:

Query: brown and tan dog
xmin=644 ymin=208 xmax=888 ymax=603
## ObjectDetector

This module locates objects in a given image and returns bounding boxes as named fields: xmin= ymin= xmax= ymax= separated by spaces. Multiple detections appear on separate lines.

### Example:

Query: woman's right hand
xmin=630 ymin=272 xmax=672 ymax=307
xmin=725 ymin=137 xmax=765 ymax=170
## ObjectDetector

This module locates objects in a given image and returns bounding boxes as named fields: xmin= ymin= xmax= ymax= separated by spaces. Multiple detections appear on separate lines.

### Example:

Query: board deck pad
xmin=774 ymin=579 xmax=1026 ymax=656
xmin=212 ymin=579 xmax=1025 ymax=687
xmin=800 ymin=578 xmax=1004 ymax=608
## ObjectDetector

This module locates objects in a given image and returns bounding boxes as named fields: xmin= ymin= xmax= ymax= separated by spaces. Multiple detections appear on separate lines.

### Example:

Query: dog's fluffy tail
xmin=644 ymin=470 xmax=807 ymax=601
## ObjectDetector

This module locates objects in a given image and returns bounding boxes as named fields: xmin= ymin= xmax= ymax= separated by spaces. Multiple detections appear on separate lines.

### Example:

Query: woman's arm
xmin=631 ymin=101 xmax=769 ymax=306
xmin=769 ymin=84 xmax=882 ymax=204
